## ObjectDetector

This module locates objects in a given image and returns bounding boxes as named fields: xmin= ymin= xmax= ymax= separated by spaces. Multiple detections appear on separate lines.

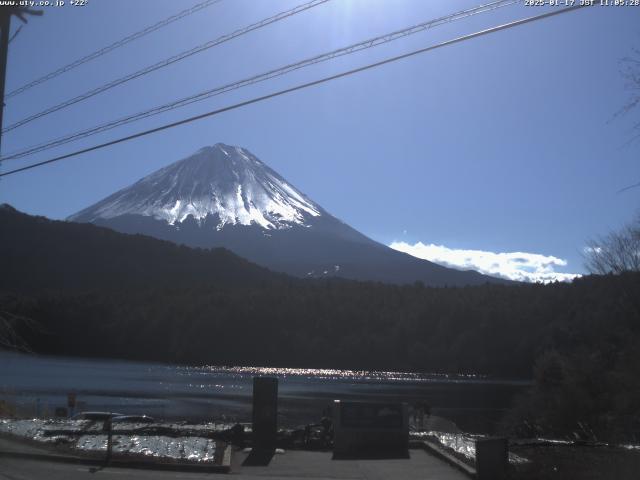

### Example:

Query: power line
xmin=617 ymin=181 xmax=640 ymax=194
xmin=5 ymin=0 xmax=223 ymax=99
xmin=1 ymin=0 xmax=330 ymax=134
xmin=1 ymin=0 xmax=519 ymax=163
xmin=0 ymin=4 xmax=591 ymax=179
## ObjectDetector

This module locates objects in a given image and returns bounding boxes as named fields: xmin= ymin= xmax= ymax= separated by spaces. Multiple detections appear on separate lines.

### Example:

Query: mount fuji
xmin=69 ymin=143 xmax=505 ymax=286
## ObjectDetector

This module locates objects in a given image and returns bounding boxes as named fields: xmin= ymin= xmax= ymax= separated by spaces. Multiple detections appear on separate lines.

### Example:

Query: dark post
xmin=0 ymin=11 xmax=10 ymax=154
xmin=103 ymin=414 xmax=113 ymax=464
xmin=252 ymin=377 xmax=278 ymax=452
xmin=476 ymin=437 xmax=508 ymax=480
xmin=67 ymin=392 xmax=77 ymax=418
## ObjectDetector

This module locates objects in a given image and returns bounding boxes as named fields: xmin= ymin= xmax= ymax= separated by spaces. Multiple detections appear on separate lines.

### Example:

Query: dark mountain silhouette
xmin=0 ymin=203 xmax=283 ymax=293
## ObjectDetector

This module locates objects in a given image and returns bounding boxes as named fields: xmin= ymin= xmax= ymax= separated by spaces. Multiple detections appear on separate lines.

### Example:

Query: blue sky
xmin=0 ymin=0 xmax=639 ymax=281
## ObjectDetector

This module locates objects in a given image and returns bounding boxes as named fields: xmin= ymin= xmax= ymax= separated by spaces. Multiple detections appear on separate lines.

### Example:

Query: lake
xmin=0 ymin=351 xmax=530 ymax=433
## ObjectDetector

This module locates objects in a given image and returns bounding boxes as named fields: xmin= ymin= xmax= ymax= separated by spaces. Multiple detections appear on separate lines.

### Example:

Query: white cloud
xmin=389 ymin=241 xmax=582 ymax=283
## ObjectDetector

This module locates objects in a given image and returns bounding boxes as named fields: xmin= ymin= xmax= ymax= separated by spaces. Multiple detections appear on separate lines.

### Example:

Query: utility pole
xmin=0 ymin=10 xmax=11 ymax=156
xmin=0 ymin=7 xmax=42 ymax=156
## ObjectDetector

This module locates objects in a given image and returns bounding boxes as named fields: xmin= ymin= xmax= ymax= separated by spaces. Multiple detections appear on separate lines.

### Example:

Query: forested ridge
xmin=3 ymin=273 xmax=638 ymax=375
xmin=2 ymin=204 xmax=639 ymax=440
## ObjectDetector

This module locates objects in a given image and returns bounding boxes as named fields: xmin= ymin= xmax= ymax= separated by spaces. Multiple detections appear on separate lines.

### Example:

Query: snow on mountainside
xmin=69 ymin=142 xmax=510 ymax=286
xmin=69 ymin=143 xmax=321 ymax=230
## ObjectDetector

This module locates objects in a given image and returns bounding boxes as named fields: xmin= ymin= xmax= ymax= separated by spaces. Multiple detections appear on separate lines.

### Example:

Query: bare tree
xmin=615 ymin=47 xmax=640 ymax=192
xmin=584 ymin=216 xmax=640 ymax=274
xmin=617 ymin=47 xmax=640 ymax=128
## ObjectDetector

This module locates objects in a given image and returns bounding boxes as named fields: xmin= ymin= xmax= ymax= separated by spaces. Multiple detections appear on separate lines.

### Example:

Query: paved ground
xmin=0 ymin=436 xmax=469 ymax=479
xmin=0 ymin=450 xmax=468 ymax=480
xmin=0 ymin=437 xmax=51 ymax=455
xmin=231 ymin=449 xmax=469 ymax=479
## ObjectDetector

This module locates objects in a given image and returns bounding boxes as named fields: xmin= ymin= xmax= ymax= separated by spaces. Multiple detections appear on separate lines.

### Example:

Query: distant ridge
xmin=0 ymin=204 xmax=282 ymax=293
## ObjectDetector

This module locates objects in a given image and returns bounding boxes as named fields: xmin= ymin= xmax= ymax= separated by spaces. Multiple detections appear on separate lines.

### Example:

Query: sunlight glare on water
xmin=192 ymin=365 xmax=489 ymax=383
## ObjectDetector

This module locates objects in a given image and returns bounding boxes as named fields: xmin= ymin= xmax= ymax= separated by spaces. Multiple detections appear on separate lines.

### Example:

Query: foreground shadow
xmin=332 ymin=450 xmax=410 ymax=460
xmin=242 ymin=448 xmax=276 ymax=466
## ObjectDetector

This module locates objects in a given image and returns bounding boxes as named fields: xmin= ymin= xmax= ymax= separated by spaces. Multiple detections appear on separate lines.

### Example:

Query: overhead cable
xmin=2 ymin=0 xmax=330 ymax=133
xmin=6 ymin=0 xmax=224 ymax=99
xmin=0 ymin=4 xmax=591 ymax=179
xmin=1 ymin=0 xmax=518 ymax=162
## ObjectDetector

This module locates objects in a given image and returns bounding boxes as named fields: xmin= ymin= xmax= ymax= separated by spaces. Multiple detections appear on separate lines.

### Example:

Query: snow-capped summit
xmin=69 ymin=143 xmax=321 ymax=230
xmin=69 ymin=143 xmax=509 ymax=286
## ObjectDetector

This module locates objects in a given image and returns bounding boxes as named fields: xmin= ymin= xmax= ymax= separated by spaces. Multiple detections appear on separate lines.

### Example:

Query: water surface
xmin=0 ymin=351 xmax=529 ymax=432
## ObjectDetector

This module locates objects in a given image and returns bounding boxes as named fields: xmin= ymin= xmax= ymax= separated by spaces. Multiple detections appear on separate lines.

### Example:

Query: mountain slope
xmin=70 ymin=144 xmax=322 ymax=231
xmin=69 ymin=143 xmax=507 ymax=286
